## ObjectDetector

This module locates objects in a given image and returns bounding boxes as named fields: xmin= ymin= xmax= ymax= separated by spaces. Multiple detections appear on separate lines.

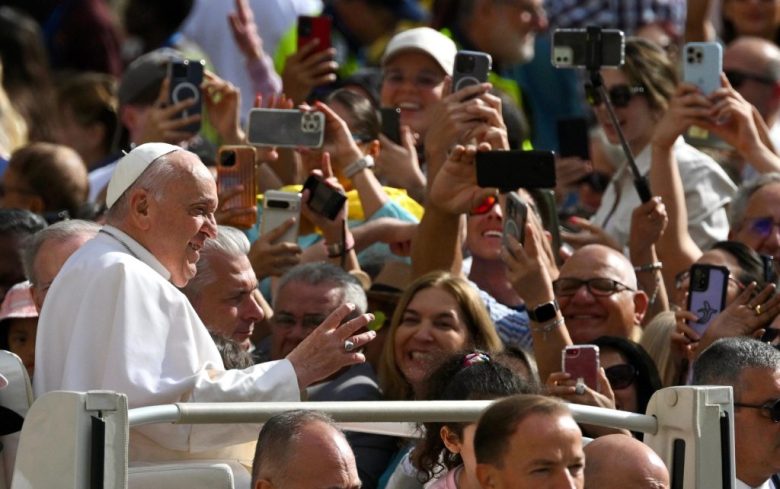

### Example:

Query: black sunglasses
xmin=724 ymin=69 xmax=776 ymax=88
xmin=586 ymin=84 xmax=646 ymax=109
xmin=605 ymin=364 xmax=638 ymax=390
xmin=734 ymin=398 xmax=780 ymax=423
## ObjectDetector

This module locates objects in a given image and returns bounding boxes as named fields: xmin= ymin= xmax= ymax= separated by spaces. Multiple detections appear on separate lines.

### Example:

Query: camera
xmin=301 ymin=112 xmax=325 ymax=133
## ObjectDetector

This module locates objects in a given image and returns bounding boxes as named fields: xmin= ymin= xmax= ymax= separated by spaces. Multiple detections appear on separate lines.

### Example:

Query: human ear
xmin=255 ymin=479 xmax=274 ymax=489
xmin=440 ymin=425 xmax=463 ymax=454
xmin=128 ymin=188 xmax=152 ymax=229
xmin=476 ymin=463 xmax=498 ymax=489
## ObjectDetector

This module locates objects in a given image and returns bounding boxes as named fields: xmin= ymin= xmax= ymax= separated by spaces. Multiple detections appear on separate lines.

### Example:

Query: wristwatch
xmin=528 ymin=299 xmax=560 ymax=322
xmin=344 ymin=155 xmax=375 ymax=178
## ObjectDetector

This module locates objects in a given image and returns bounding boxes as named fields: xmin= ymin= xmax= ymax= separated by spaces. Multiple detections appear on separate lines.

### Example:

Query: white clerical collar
xmin=736 ymin=478 xmax=774 ymax=489
xmin=99 ymin=225 xmax=171 ymax=281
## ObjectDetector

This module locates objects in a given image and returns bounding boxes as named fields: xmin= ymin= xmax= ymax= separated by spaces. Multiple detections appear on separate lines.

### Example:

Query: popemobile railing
xmin=9 ymin=386 xmax=735 ymax=489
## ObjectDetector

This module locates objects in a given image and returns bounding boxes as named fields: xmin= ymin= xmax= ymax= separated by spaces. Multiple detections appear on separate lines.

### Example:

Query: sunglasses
xmin=742 ymin=216 xmax=780 ymax=240
xmin=470 ymin=195 xmax=499 ymax=216
xmin=586 ymin=84 xmax=646 ymax=109
xmin=734 ymin=398 xmax=780 ymax=423
xmin=725 ymin=69 xmax=776 ymax=89
xmin=553 ymin=278 xmax=635 ymax=297
xmin=605 ymin=364 xmax=637 ymax=390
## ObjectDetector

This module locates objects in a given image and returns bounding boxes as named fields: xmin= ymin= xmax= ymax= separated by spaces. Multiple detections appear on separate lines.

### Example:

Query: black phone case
xmin=557 ymin=117 xmax=590 ymax=160
xmin=380 ymin=107 xmax=402 ymax=145
xmin=168 ymin=59 xmax=204 ymax=134
xmin=303 ymin=174 xmax=347 ymax=220
xmin=476 ymin=150 xmax=556 ymax=192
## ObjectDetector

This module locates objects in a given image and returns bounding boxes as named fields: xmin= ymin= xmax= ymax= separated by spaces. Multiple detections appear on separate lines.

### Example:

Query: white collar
xmin=99 ymin=225 xmax=171 ymax=281
xmin=736 ymin=478 xmax=774 ymax=489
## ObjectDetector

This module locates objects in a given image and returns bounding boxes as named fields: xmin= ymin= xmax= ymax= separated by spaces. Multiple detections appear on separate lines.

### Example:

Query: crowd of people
xmin=3 ymin=0 xmax=780 ymax=488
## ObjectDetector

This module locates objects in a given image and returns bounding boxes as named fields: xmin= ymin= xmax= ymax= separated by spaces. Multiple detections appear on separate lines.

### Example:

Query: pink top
xmin=428 ymin=465 xmax=463 ymax=489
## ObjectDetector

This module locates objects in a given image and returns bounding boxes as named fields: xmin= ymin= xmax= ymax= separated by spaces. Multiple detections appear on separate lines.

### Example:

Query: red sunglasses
xmin=470 ymin=195 xmax=499 ymax=216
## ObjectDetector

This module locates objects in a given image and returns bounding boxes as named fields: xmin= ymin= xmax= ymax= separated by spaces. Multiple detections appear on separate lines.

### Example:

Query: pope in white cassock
xmin=33 ymin=143 xmax=375 ymax=474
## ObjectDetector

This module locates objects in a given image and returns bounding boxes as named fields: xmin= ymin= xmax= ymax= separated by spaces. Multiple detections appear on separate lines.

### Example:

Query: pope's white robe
xmin=34 ymin=225 xmax=300 ymax=464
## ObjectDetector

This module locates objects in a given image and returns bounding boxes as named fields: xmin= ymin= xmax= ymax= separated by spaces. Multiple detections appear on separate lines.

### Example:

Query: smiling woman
xmin=378 ymin=271 xmax=503 ymax=401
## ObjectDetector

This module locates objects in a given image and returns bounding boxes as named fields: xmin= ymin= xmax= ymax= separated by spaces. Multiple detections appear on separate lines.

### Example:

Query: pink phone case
xmin=562 ymin=345 xmax=600 ymax=390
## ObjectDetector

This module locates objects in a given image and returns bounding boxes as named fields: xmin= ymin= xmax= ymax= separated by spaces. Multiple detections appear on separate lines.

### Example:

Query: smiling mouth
xmin=398 ymin=102 xmax=421 ymax=111
xmin=483 ymin=230 xmax=503 ymax=239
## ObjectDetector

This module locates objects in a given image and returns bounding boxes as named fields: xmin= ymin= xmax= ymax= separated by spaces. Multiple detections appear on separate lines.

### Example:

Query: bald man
xmin=724 ymin=37 xmax=780 ymax=146
xmin=554 ymin=244 xmax=649 ymax=344
xmin=584 ymin=434 xmax=669 ymax=489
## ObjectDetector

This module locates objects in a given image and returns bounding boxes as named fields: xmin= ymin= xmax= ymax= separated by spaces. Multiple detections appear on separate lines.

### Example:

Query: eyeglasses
xmin=725 ymin=69 xmax=777 ymax=88
xmin=605 ymin=364 xmax=638 ymax=390
xmin=734 ymin=398 xmax=780 ymax=423
xmin=673 ymin=269 xmax=745 ymax=291
xmin=470 ymin=195 xmax=499 ymax=216
xmin=552 ymin=278 xmax=635 ymax=297
xmin=382 ymin=69 xmax=445 ymax=90
xmin=586 ymin=84 xmax=646 ymax=109
xmin=741 ymin=216 xmax=780 ymax=239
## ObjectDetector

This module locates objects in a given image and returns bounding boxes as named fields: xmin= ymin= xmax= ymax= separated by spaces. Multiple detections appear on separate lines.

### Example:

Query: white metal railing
xmin=128 ymin=400 xmax=658 ymax=434
xmin=11 ymin=386 xmax=735 ymax=489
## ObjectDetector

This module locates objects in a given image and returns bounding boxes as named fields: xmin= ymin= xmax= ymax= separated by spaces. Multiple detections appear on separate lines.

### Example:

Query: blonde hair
xmin=639 ymin=311 xmax=678 ymax=387
xmin=0 ymin=61 xmax=28 ymax=157
xmin=378 ymin=271 xmax=503 ymax=400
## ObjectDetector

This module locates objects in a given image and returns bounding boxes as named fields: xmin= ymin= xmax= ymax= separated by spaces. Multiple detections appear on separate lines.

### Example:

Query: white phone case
xmin=260 ymin=190 xmax=301 ymax=244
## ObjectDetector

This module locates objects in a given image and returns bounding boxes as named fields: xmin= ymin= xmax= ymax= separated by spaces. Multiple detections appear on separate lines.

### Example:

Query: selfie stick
xmin=583 ymin=26 xmax=652 ymax=203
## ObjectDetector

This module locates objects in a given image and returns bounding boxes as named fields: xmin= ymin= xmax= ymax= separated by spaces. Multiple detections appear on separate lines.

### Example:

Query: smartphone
xmin=562 ymin=345 xmax=600 ymax=391
xmin=261 ymin=191 xmax=301 ymax=243
xmin=552 ymin=28 xmax=624 ymax=68
xmin=303 ymin=174 xmax=347 ymax=220
xmin=247 ymin=109 xmax=325 ymax=148
xmin=503 ymin=192 xmax=527 ymax=248
xmin=380 ymin=107 xmax=402 ymax=145
xmin=557 ymin=117 xmax=590 ymax=161
xmin=683 ymin=42 xmax=723 ymax=95
xmin=168 ymin=59 xmax=205 ymax=134
xmin=686 ymin=264 xmax=729 ymax=336
xmin=297 ymin=15 xmax=332 ymax=53
xmin=217 ymin=145 xmax=257 ymax=229
xmin=476 ymin=150 xmax=557 ymax=192
xmin=452 ymin=50 xmax=492 ymax=93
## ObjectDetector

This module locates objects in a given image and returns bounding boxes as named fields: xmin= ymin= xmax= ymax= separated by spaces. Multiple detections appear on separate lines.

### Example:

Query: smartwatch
xmin=528 ymin=299 xmax=560 ymax=322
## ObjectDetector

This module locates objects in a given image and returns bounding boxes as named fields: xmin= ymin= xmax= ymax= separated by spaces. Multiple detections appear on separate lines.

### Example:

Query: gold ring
xmin=755 ymin=304 xmax=763 ymax=316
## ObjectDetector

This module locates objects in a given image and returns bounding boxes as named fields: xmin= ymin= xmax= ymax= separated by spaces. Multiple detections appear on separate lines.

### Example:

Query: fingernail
xmin=368 ymin=330 xmax=377 ymax=339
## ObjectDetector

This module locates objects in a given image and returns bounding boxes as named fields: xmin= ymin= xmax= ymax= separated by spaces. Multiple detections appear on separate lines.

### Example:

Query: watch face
xmin=531 ymin=301 xmax=559 ymax=322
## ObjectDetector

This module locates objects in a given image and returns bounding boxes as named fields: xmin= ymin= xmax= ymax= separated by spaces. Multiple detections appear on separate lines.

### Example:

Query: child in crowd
xmin=0 ymin=281 xmax=38 ymax=378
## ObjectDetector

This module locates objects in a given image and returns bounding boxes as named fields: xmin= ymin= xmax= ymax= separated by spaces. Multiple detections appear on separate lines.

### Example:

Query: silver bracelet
xmin=531 ymin=317 xmax=564 ymax=341
xmin=634 ymin=261 xmax=663 ymax=273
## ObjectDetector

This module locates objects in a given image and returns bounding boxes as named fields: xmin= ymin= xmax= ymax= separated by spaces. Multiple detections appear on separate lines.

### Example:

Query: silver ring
xmin=575 ymin=382 xmax=586 ymax=395
xmin=344 ymin=339 xmax=356 ymax=353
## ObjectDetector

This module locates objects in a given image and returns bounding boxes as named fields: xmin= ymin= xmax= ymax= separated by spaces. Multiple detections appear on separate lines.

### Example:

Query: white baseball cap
xmin=106 ymin=143 xmax=181 ymax=209
xmin=382 ymin=27 xmax=457 ymax=76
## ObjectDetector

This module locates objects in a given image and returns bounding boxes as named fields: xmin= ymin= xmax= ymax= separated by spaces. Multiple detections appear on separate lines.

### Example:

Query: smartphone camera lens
xmin=456 ymin=55 xmax=476 ymax=74
xmin=267 ymin=200 xmax=290 ymax=209
xmin=220 ymin=151 xmax=236 ymax=167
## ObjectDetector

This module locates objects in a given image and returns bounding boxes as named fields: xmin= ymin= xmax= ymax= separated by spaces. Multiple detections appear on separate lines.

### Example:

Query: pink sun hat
xmin=0 ymin=281 xmax=38 ymax=323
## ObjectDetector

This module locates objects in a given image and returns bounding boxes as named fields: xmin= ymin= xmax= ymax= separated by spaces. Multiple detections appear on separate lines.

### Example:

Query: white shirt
xmin=736 ymin=478 xmax=775 ymax=489
xmin=34 ymin=225 xmax=300 ymax=461
xmin=591 ymin=137 xmax=736 ymax=251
